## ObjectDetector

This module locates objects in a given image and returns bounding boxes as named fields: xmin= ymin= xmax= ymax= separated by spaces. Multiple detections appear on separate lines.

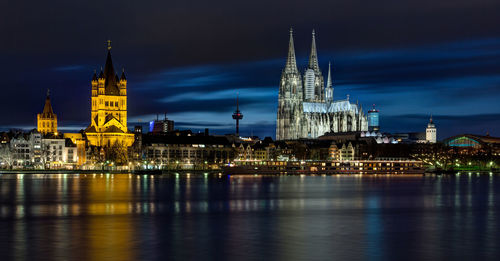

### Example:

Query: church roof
xmin=40 ymin=90 xmax=56 ymax=118
xmin=43 ymin=95 xmax=54 ymax=114
xmin=104 ymin=113 xmax=121 ymax=124
xmin=104 ymin=125 xmax=124 ymax=133
xmin=102 ymin=49 xmax=120 ymax=95
xmin=427 ymin=116 xmax=435 ymax=128
xmin=303 ymin=100 xmax=359 ymax=114
xmin=85 ymin=125 xmax=97 ymax=133
xmin=120 ymin=69 xmax=126 ymax=80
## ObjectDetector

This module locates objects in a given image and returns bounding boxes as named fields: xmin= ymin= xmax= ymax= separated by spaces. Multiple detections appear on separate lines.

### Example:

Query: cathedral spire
xmin=326 ymin=61 xmax=332 ymax=88
xmin=308 ymin=29 xmax=320 ymax=72
xmin=284 ymin=28 xmax=298 ymax=73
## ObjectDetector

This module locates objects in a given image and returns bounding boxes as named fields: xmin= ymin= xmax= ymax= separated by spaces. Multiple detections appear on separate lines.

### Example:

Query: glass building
xmin=368 ymin=105 xmax=379 ymax=132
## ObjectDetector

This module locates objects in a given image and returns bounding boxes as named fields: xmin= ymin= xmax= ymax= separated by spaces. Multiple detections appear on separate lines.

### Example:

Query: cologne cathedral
xmin=276 ymin=29 xmax=368 ymax=140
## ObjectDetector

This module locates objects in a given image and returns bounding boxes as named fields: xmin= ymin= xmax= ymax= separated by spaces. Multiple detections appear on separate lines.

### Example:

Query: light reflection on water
xmin=0 ymin=173 xmax=500 ymax=260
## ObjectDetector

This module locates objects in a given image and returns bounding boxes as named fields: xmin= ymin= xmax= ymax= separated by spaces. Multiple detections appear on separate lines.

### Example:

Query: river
xmin=0 ymin=173 xmax=499 ymax=260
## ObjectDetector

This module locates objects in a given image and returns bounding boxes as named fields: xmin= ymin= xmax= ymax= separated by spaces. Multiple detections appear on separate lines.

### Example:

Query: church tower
xmin=37 ymin=90 xmax=58 ymax=134
xmin=276 ymin=28 xmax=304 ymax=140
xmin=304 ymin=30 xmax=324 ymax=102
xmin=325 ymin=62 xmax=333 ymax=102
xmin=85 ymin=41 xmax=134 ymax=147
xmin=426 ymin=116 xmax=437 ymax=143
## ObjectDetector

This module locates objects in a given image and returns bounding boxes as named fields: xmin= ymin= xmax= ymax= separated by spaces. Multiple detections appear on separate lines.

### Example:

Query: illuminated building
xmin=143 ymin=134 xmax=235 ymax=168
xmin=29 ymin=131 xmax=42 ymax=166
xmin=276 ymin=29 xmax=368 ymax=140
xmin=425 ymin=116 xmax=437 ymax=143
xmin=63 ymin=133 xmax=87 ymax=166
xmin=328 ymin=142 xmax=355 ymax=160
xmin=41 ymin=138 xmax=77 ymax=168
xmin=37 ymin=90 xmax=58 ymax=135
xmin=368 ymin=104 xmax=379 ymax=132
xmin=443 ymin=134 xmax=500 ymax=155
xmin=149 ymin=114 xmax=174 ymax=133
xmin=9 ymin=133 xmax=31 ymax=168
xmin=85 ymin=41 xmax=134 ymax=147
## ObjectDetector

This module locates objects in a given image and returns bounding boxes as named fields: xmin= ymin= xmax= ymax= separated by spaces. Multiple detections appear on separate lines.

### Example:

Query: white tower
xmin=426 ymin=116 xmax=437 ymax=143
xmin=325 ymin=62 xmax=333 ymax=102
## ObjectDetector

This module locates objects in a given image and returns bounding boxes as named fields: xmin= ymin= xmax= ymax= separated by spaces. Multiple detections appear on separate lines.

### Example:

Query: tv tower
xmin=232 ymin=95 xmax=243 ymax=136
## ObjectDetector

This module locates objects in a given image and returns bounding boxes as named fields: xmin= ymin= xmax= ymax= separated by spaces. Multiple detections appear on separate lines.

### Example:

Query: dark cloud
xmin=1 ymin=0 xmax=500 ymax=139
xmin=382 ymin=114 xmax=500 ymax=140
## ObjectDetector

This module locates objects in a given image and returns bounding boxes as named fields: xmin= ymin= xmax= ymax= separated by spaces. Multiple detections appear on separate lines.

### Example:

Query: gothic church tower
xmin=276 ymin=29 xmax=304 ymax=140
xmin=37 ymin=90 xmax=58 ymax=134
xmin=304 ymin=30 xmax=325 ymax=102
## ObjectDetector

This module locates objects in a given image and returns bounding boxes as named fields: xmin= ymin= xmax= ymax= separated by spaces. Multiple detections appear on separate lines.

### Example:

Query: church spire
xmin=43 ymin=89 xmax=54 ymax=114
xmin=120 ymin=68 xmax=126 ymax=81
xmin=284 ymin=28 xmax=298 ymax=73
xmin=326 ymin=61 xmax=332 ymax=88
xmin=101 ymin=40 xmax=121 ymax=95
xmin=308 ymin=29 xmax=320 ymax=72
xmin=324 ymin=61 xmax=333 ymax=102
xmin=103 ymin=45 xmax=116 ymax=82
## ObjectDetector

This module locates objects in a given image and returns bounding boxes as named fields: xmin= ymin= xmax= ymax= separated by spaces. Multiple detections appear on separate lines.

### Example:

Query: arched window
xmin=347 ymin=115 xmax=353 ymax=131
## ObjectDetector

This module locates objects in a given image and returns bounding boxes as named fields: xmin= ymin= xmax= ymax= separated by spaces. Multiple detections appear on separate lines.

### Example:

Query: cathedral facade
xmin=276 ymin=29 xmax=368 ymax=140
xmin=85 ymin=43 xmax=134 ymax=147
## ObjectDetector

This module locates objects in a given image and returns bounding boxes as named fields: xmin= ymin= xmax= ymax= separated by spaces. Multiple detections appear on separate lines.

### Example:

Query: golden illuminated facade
xmin=37 ymin=90 xmax=58 ymax=134
xmin=85 ymin=43 xmax=134 ymax=147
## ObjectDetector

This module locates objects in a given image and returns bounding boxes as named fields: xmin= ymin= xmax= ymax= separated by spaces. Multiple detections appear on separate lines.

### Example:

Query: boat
xmin=223 ymin=159 xmax=425 ymax=175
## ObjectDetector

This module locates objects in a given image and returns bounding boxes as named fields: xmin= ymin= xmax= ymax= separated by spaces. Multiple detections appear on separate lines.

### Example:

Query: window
xmin=115 ymin=101 xmax=118 ymax=107
xmin=105 ymin=101 xmax=109 ymax=106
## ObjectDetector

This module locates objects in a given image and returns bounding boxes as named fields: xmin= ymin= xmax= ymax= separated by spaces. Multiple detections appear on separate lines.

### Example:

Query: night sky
xmin=1 ymin=0 xmax=500 ymax=139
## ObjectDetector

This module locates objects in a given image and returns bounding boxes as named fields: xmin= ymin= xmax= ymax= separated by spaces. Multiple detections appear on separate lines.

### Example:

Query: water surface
xmin=0 ymin=173 xmax=499 ymax=260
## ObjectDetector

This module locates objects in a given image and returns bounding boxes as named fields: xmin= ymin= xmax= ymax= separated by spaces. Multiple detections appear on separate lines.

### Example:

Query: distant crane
xmin=232 ymin=95 xmax=243 ymax=136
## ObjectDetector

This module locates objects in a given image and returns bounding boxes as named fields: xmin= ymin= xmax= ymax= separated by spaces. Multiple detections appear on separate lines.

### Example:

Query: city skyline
xmin=2 ymin=0 xmax=500 ymax=139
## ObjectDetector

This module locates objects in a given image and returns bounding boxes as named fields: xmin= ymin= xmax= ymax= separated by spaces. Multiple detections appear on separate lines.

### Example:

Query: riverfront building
xmin=276 ymin=29 xmax=368 ymax=140
xmin=426 ymin=116 xmax=437 ymax=143
xmin=368 ymin=105 xmax=380 ymax=132
xmin=443 ymin=134 xmax=500 ymax=155
xmin=85 ymin=42 xmax=134 ymax=147
xmin=37 ymin=91 xmax=58 ymax=135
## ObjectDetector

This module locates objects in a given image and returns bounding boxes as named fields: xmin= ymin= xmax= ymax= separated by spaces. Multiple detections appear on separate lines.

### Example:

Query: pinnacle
xmin=308 ymin=29 xmax=320 ymax=72
xmin=284 ymin=28 xmax=298 ymax=73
